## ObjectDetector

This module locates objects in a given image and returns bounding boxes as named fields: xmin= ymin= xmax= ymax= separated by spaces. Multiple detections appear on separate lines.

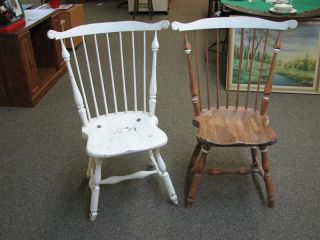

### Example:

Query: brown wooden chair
xmin=171 ymin=16 xmax=297 ymax=208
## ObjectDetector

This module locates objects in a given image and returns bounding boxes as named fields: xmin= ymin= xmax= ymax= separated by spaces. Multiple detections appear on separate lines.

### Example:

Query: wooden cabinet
xmin=0 ymin=10 xmax=67 ymax=107
xmin=59 ymin=4 xmax=85 ymax=48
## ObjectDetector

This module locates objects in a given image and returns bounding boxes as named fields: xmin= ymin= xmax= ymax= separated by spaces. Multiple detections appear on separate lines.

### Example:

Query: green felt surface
xmin=220 ymin=0 xmax=320 ymax=14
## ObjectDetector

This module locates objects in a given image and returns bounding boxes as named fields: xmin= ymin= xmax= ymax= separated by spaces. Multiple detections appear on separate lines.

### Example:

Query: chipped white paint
xmin=48 ymin=20 xmax=176 ymax=222
xmin=82 ymin=111 xmax=167 ymax=158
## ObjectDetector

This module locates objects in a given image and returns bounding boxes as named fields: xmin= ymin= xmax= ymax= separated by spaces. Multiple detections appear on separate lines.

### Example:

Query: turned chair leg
xmin=250 ymin=146 xmax=258 ymax=167
xmin=260 ymin=146 xmax=275 ymax=208
xmin=186 ymin=145 xmax=210 ymax=208
xmin=89 ymin=159 xmax=102 ymax=221
xmin=189 ymin=143 xmax=201 ymax=169
xmin=153 ymin=149 xmax=178 ymax=204
xmin=86 ymin=157 xmax=94 ymax=179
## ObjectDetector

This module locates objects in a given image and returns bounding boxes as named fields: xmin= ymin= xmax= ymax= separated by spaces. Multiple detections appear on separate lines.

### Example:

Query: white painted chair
xmin=48 ymin=20 xmax=177 ymax=221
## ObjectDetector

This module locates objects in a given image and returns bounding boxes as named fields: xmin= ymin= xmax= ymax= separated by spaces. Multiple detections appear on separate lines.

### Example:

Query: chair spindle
xmin=245 ymin=29 xmax=257 ymax=110
xmin=82 ymin=36 xmax=100 ymax=118
xmin=194 ymin=31 xmax=202 ymax=110
xmin=226 ymin=30 xmax=230 ymax=109
xmin=149 ymin=31 xmax=159 ymax=116
xmin=261 ymin=31 xmax=281 ymax=115
xmin=94 ymin=34 xmax=108 ymax=115
xmin=235 ymin=29 xmax=245 ymax=109
xmin=254 ymin=30 xmax=269 ymax=112
xmin=216 ymin=29 xmax=220 ymax=109
xmin=106 ymin=33 xmax=118 ymax=113
xmin=143 ymin=31 xmax=147 ymax=113
xmin=184 ymin=32 xmax=201 ymax=116
xmin=119 ymin=32 xmax=128 ymax=112
xmin=205 ymin=30 xmax=211 ymax=110
xmin=131 ymin=31 xmax=137 ymax=112
xmin=61 ymin=39 xmax=88 ymax=127
xmin=70 ymin=37 xmax=91 ymax=120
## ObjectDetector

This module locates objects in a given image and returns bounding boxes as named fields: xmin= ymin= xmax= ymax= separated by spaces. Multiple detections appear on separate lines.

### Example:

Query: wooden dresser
xmin=0 ymin=10 xmax=65 ymax=107
xmin=0 ymin=5 xmax=85 ymax=107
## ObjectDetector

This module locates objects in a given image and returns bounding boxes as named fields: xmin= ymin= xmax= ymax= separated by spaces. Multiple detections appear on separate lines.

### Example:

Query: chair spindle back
xmin=48 ymin=21 xmax=170 ymax=126
xmin=172 ymin=17 xmax=297 ymax=117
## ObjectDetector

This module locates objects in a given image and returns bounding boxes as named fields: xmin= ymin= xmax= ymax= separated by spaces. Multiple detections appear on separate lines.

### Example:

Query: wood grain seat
xmin=194 ymin=107 xmax=277 ymax=147
xmin=83 ymin=112 xmax=167 ymax=158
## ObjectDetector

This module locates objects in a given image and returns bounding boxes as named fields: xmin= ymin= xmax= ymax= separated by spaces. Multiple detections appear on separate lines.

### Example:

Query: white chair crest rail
xmin=172 ymin=16 xmax=297 ymax=208
xmin=47 ymin=20 xmax=177 ymax=221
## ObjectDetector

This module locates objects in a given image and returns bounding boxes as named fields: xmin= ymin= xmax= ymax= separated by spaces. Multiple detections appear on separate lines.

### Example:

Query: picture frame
xmin=226 ymin=20 xmax=320 ymax=94
xmin=0 ymin=0 xmax=24 ymax=27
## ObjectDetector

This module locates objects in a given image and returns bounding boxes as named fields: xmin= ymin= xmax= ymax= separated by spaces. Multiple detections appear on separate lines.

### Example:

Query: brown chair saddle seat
xmin=193 ymin=106 xmax=277 ymax=147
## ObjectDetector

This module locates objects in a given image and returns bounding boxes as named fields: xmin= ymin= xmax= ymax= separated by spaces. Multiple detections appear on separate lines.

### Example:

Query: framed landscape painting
xmin=227 ymin=21 xmax=320 ymax=94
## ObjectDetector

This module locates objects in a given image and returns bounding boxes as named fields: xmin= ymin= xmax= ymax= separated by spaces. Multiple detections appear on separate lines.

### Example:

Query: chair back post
xmin=261 ymin=32 xmax=281 ymax=116
xmin=57 ymin=38 xmax=88 ymax=127
xmin=149 ymin=30 xmax=159 ymax=117
xmin=184 ymin=32 xmax=201 ymax=116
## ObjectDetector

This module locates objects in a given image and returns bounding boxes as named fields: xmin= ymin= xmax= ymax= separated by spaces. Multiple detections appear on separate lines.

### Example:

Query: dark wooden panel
xmin=19 ymin=31 xmax=39 ymax=95
xmin=30 ymin=18 xmax=57 ymax=70
xmin=0 ymin=40 xmax=9 ymax=105
xmin=0 ymin=35 xmax=32 ymax=107
xmin=0 ymin=12 xmax=66 ymax=107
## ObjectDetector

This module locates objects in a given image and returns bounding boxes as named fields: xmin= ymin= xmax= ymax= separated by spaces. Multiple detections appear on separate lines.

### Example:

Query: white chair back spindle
xmin=70 ymin=37 xmax=92 ymax=120
xmin=119 ymin=32 xmax=128 ymax=112
xmin=105 ymin=33 xmax=118 ymax=114
xmin=94 ymin=34 xmax=109 ymax=115
xmin=143 ymin=31 xmax=147 ymax=113
xmin=60 ymin=39 xmax=88 ymax=126
xmin=149 ymin=30 xmax=159 ymax=117
xmin=131 ymin=31 xmax=137 ymax=112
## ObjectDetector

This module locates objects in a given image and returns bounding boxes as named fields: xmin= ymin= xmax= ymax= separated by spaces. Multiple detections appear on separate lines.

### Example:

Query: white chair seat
xmin=82 ymin=111 xmax=168 ymax=158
